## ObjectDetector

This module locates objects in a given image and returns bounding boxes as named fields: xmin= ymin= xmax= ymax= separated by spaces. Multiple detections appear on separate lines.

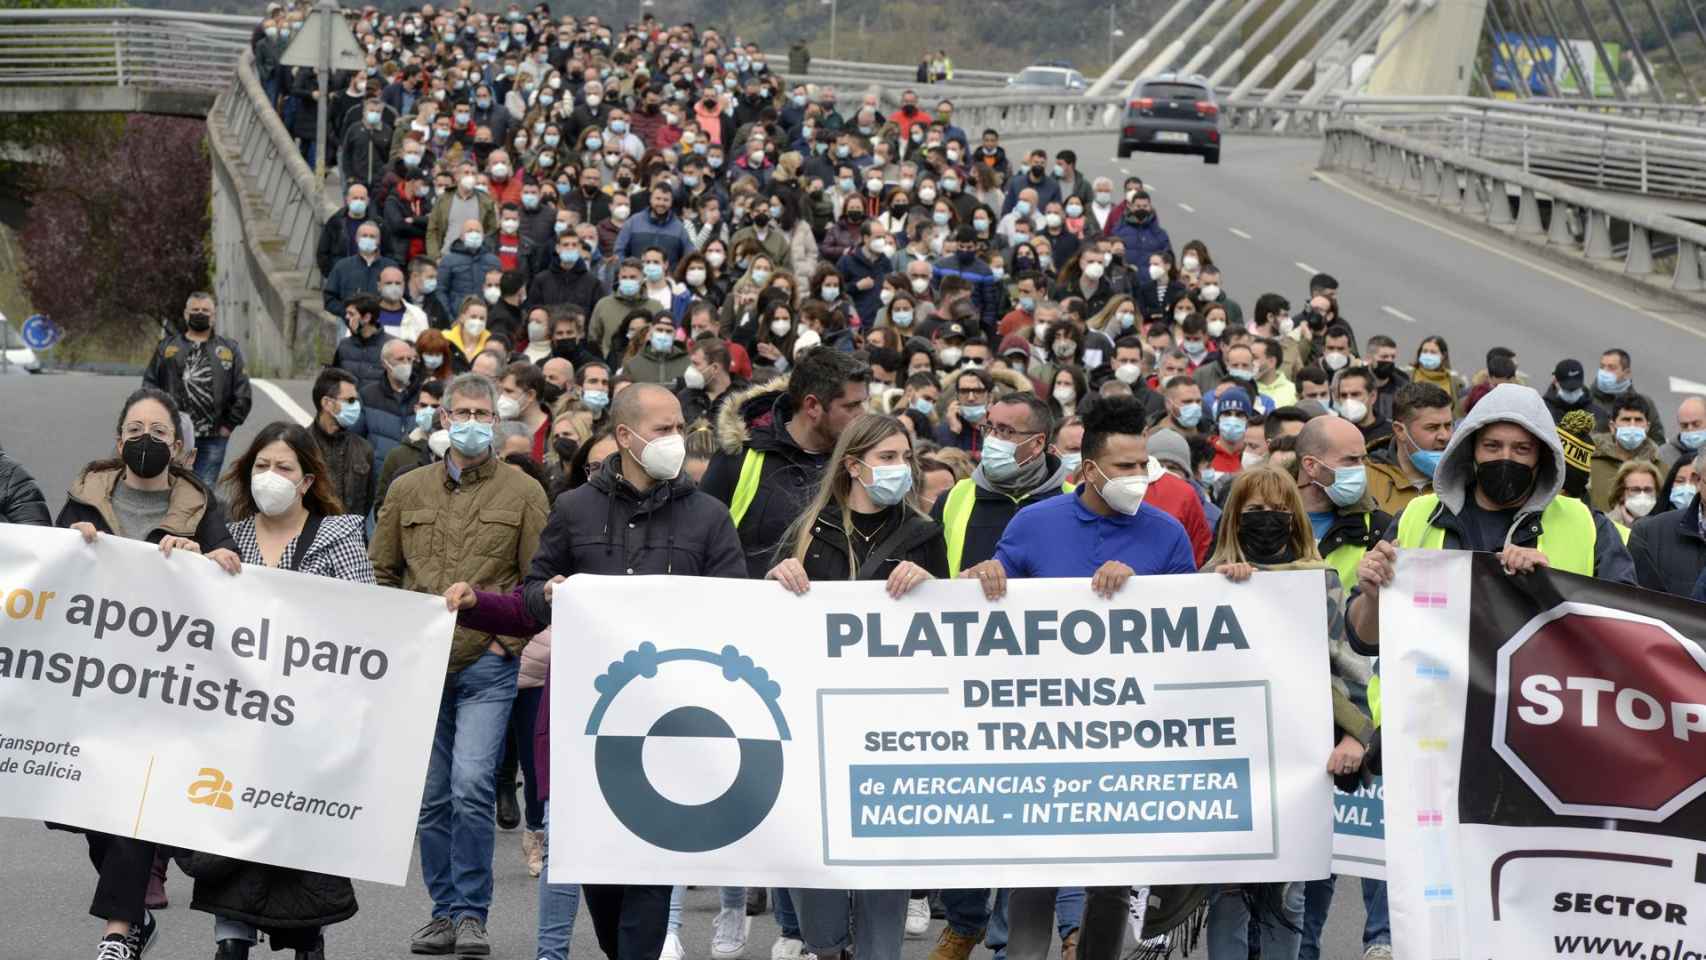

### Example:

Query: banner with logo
xmin=1383 ymin=550 xmax=1706 ymax=960
xmin=0 ymin=527 xmax=453 ymax=885
xmin=550 ymin=572 xmax=1336 ymax=888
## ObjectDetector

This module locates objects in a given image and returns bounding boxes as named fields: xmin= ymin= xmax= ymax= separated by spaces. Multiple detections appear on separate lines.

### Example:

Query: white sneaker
xmin=770 ymin=937 xmax=805 ymax=960
xmin=905 ymin=896 xmax=931 ymax=938
xmin=661 ymin=931 xmax=686 ymax=960
xmin=712 ymin=908 xmax=752 ymax=958
xmin=1363 ymin=946 xmax=1395 ymax=960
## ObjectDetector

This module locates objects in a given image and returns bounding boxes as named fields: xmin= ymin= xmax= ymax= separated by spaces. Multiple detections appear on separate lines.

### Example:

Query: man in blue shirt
xmin=964 ymin=393 xmax=1197 ymax=598
xmin=958 ymin=392 xmax=1195 ymax=960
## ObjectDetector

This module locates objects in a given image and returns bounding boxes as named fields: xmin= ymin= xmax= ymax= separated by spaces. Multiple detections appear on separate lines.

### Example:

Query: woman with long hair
xmin=765 ymin=413 xmax=945 ymax=960
xmin=1200 ymin=466 xmax=1374 ymax=960
xmin=185 ymin=423 xmax=370 ymax=960
xmin=1409 ymin=334 xmax=1467 ymax=411
xmin=56 ymin=387 xmax=240 ymax=960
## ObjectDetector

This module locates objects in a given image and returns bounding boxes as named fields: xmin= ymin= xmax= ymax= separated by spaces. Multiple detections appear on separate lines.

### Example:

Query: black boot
xmin=496 ymin=785 xmax=521 ymax=831
xmin=294 ymin=935 xmax=325 ymax=960
xmin=215 ymin=940 xmax=251 ymax=960
xmin=745 ymin=886 xmax=768 ymax=916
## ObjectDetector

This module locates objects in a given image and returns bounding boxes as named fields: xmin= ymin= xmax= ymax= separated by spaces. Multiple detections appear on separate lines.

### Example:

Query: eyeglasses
xmin=121 ymin=423 xmax=173 ymax=443
xmin=446 ymin=408 xmax=497 ymax=423
xmin=985 ymin=424 xmax=1041 ymax=443
xmin=957 ymin=388 xmax=989 ymax=401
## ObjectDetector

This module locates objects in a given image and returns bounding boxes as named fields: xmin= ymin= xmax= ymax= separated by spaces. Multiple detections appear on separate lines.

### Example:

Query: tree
xmin=18 ymin=115 xmax=212 ymax=359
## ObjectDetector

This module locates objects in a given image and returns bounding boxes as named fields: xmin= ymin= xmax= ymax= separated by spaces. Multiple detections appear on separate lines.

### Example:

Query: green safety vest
xmin=727 ymin=450 xmax=766 ymax=528
xmin=1371 ymin=492 xmax=1597 ymax=726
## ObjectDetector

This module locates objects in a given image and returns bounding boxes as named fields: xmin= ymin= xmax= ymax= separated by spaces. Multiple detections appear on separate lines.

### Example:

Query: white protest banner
xmin=550 ymin=571 xmax=1336 ymax=888
xmin=1332 ymin=775 xmax=1386 ymax=880
xmin=0 ymin=527 xmax=453 ymax=885
xmin=1384 ymin=550 xmax=1706 ymax=960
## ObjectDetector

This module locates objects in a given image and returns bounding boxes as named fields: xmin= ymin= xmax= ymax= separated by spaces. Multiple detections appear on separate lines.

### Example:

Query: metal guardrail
xmin=1335 ymin=96 xmax=1706 ymax=202
xmin=218 ymin=48 xmax=337 ymax=288
xmin=799 ymin=58 xmax=1012 ymax=88
xmin=1320 ymin=120 xmax=1706 ymax=295
xmin=0 ymin=8 xmax=252 ymax=93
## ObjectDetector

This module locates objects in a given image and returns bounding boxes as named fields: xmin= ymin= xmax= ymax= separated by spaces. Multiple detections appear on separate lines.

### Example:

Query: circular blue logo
xmin=586 ymin=642 xmax=789 ymax=852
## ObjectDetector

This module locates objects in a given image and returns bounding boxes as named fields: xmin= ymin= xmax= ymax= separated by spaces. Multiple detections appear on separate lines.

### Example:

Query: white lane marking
xmin=1671 ymin=376 xmax=1706 ymax=395
xmin=1313 ymin=170 xmax=1706 ymax=344
xmin=1295 ymin=261 xmax=1318 ymax=275
xmin=1229 ymin=227 xmax=1252 ymax=239
xmin=1381 ymin=305 xmax=1418 ymax=324
xmin=253 ymin=378 xmax=312 ymax=426
xmin=1177 ymin=202 xmax=1196 ymax=213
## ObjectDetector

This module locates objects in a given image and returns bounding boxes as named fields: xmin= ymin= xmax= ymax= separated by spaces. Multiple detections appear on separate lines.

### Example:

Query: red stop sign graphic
xmin=1494 ymin=603 xmax=1706 ymax=822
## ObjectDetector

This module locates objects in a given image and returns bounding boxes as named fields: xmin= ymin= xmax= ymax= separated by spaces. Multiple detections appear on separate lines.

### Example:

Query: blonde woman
xmin=765 ymin=413 xmax=944 ymax=960
xmin=1606 ymin=459 xmax=1663 ymax=536
xmin=1203 ymin=466 xmax=1374 ymax=960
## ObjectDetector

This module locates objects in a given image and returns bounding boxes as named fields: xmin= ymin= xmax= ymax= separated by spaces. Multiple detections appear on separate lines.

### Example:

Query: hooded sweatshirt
xmin=1382 ymin=383 xmax=1633 ymax=583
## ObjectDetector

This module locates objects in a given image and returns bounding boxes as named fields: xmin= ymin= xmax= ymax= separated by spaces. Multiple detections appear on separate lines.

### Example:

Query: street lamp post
xmin=823 ymin=0 xmax=838 ymax=59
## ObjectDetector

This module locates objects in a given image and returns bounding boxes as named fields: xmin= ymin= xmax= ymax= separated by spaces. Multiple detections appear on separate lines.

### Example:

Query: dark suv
xmin=1118 ymin=75 xmax=1221 ymax=165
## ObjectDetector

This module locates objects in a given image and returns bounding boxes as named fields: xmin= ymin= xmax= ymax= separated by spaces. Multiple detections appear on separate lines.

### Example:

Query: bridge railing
xmin=1333 ymin=96 xmax=1706 ymax=202
xmin=1320 ymin=120 xmax=1706 ymax=296
xmin=0 ymin=8 xmax=252 ymax=94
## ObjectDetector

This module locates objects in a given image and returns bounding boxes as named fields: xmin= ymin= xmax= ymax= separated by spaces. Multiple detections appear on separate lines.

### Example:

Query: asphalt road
xmin=1005 ymin=133 xmax=1706 ymax=410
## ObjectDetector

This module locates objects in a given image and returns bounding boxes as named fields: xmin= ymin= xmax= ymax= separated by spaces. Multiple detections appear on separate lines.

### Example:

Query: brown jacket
xmin=1366 ymin=454 xmax=1430 ymax=518
xmin=369 ymin=455 xmax=549 ymax=673
xmin=1588 ymin=432 xmax=1662 ymax=512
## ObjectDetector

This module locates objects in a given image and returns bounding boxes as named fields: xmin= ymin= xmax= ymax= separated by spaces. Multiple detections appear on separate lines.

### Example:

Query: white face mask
xmin=463 ymin=317 xmax=487 ymax=338
xmin=686 ymin=267 xmax=707 ymax=286
xmin=250 ymin=470 xmax=302 ymax=517
xmin=1094 ymin=465 xmax=1149 ymax=515
xmin=910 ymin=277 xmax=930 ymax=295
xmin=1148 ymin=264 xmax=1166 ymax=282
xmin=528 ymin=320 xmax=548 ymax=341
xmin=1114 ymin=363 xmax=1142 ymax=385
xmin=1624 ymin=492 xmax=1657 ymax=518
xmin=484 ymin=285 xmax=503 ymax=304
xmin=770 ymin=319 xmax=792 ymax=337
xmin=682 ymin=365 xmax=707 ymax=390
xmin=1053 ymin=385 xmax=1076 ymax=406
xmin=496 ymin=395 xmax=523 ymax=420
xmin=1181 ymin=255 xmax=1201 ymax=272
xmin=1083 ymin=262 xmax=1104 ymax=280
xmin=1323 ymin=351 xmax=1350 ymax=371
xmin=1337 ymin=397 xmax=1369 ymax=423
xmin=1206 ymin=319 xmax=1227 ymax=339
xmin=427 ymin=428 xmax=452 ymax=458
xmin=627 ymin=430 xmax=686 ymax=480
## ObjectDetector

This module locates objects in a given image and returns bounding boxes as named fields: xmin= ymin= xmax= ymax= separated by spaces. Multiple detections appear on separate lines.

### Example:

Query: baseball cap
xmin=1214 ymin=389 xmax=1252 ymax=417
xmin=998 ymin=334 xmax=1031 ymax=359
xmin=1552 ymin=358 xmax=1584 ymax=391
xmin=940 ymin=322 xmax=967 ymax=341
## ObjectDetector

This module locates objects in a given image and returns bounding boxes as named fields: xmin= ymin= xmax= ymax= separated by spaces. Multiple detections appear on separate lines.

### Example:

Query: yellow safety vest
xmin=1322 ymin=514 xmax=1373 ymax=601
xmin=941 ymin=479 xmax=979 ymax=577
xmin=1614 ymin=520 xmax=1630 ymax=544
xmin=1373 ymin=492 xmax=1597 ymax=726
xmin=728 ymin=450 xmax=766 ymax=528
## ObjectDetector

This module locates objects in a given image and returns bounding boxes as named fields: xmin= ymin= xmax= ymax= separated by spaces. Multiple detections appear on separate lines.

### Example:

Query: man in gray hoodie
xmin=1346 ymin=382 xmax=1634 ymax=650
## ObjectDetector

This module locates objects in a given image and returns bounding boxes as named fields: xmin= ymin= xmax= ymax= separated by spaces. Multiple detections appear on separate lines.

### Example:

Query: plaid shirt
xmin=228 ymin=513 xmax=375 ymax=584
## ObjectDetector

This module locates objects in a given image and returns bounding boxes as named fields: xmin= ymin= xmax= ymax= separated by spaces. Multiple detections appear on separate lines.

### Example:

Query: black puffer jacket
xmin=795 ymin=502 xmax=949 ymax=583
xmin=1628 ymin=495 xmax=1706 ymax=597
xmin=522 ymin=454 xmax=747 ymax=624
xmin=309 ymin=422 xmax=376 ymax=519
xmin=176 ymin=849 xmax=357 ymax=931
xmin=699 ymin=379 xmax=833 ymax=577
xmin=0 ymin=448 xmax=49 ymax=526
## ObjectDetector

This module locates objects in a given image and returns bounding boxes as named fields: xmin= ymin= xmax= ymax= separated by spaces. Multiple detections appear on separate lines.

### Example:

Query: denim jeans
xmin=1298 ymin=877 xmax=1334 ymax=960
xmin=667 ymin=886 xmax=747 ymax=934
xmin=418 ymin=650 xmax=518 ymax=924
xmin=774 ymin=887 xmax=801 ymax=940
xmin=1361 ymin=878 xmax=1391 ymax=946
xmin=942 ymin=889 xmax=992 ymax=937
xmin=194 ymin=435 xmax=229 ymax=491
xmin=514 ymin=685 xmax=545 ymax=831
xmin=1007 ymin=887 xmax=1119 ymax=960
xmin=790 ymin=888 xmax=908 ymax=960
xmin=537 ymin=801 xmax=582 ymax=960
xmin=1205 ymin=883 xmax=1304 ymax=960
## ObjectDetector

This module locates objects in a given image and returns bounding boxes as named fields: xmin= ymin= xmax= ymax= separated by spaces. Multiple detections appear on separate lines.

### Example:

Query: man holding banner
xmin=965 ymin=395 xmax=1198 ymax=960
xmin=1347 ymin=382 xmax=1635 ymax=651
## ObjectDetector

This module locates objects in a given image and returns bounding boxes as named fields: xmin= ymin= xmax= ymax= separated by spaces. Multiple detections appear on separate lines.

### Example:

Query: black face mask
xmin=123 ymin=435 xmax=173 ymax=480
xmin=1029 ymin=163 xmax=1045 ymax=178
xmin=540 ymin=380 xmax=566 ymax=407
xmin=552 ymin=338 xmax=579 ymax=359
xmin=1373 ymin=360 xmax=1396 ymax=379
xmin=1237 ymin=509 xmax=1296 ymax=564
xmin=552 ymin=435 xmax=578 ymax=462
xmin=1474 ymin=458 xmax=1536 ymax=508
xmin=185 ymin=313 xmax=212 ymax=332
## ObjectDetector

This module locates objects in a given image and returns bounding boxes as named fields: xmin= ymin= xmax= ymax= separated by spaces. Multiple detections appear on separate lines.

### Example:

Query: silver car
xmin=1006 ymin=66 xmax=1087 ymax=92
xmin=0 ymin=314 xmax=40 ymax=373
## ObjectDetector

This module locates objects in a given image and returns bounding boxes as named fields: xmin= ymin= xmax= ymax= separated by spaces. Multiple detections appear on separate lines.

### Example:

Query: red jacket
xmin=1146 ymin=470 xmax=1213 ymax=567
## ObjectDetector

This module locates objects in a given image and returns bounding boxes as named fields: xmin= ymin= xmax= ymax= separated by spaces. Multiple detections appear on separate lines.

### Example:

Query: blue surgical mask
xmin=643 ymin=263 xmax=664 ymax=281
xmin=1681 ymin=430 xmax=1706 ymax=452
xmin=891 ymin=311 xmax=913 ymax=327
xmin=1217 ymin=415 xmax=1247 ymax=442
xmin=959 ymin=403 xmax=987 ymax=424
xmin=911 ymin=397 xmax=934 ymax=416
xmin=1615 ymin=426 xmax=1648 ymax=451
xmin=981 ymin=435 xmax=1035 ymax=482
xmin=448 ymin=418 xmax=493 ymax=455
xmin=649 ymin=331 xmax=675 ymax=353
xmin=560 ymin=249 xmax=580 ymax=265
xmin=1557 ymin=387 xmax=1584 ymax=404
xmin=1596 ymin=368 xmax=1630 ymax=394
xmin=335 ymin=399 xmax=362 ymax=428
xmin=933 ymin=211 xmax=950 ymax=226
xmin=1060 ymin=452 xmax=1082 ymax=474
xmin=1418 ymin=353 xmax=1442 ymax=371
xmin=1018 ymin=296 xmax=1035 ymax=313
xmin=422 ymin=277 xmax=438 ymax=294
xmin=1409 ymin=448 xmax=1443 ymax=478
xmin=415 ymin=407 xmax=437 ymax=432
xmin=1316 ymin=463 xmax=1367 ymax=508
xmin=859 ymin=462 xmax=914 ymax=507
xmin=1672 ymin=484 xmax=1698 ymax=510
xmin=618 ymin=278 xmax=641 ymax=297
xmin=348 ymin=199 xmax=368 ymax=217
xmin=1176 ymin=402 xmax=1203 ymax=428
xmin=1013 ymin=200 xmax=1031 ymax=216
xmin=582 ymin=389 xmax=609 ymax=411
xmin=1228 ymin=367 xmax=1254 ymax=381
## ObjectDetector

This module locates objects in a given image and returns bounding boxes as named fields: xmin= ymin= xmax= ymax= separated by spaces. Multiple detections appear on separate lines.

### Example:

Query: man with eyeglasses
xmin=142 ymin=291 xmax=253 ymax=489
xmin=371 ymin=372 xmax=550 ymax=957
xmin=935 ymin=366 xmax=993 ymax=452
